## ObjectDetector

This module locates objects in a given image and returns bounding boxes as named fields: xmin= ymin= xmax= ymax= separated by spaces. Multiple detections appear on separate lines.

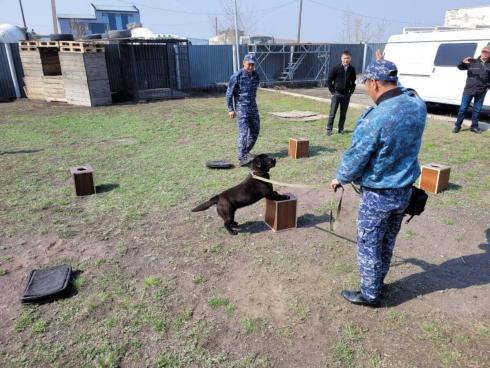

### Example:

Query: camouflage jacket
xmin=336 ymin=88 xmax=426 ymax=189
xmin=226 ymin=69 xmax=260 ymax=113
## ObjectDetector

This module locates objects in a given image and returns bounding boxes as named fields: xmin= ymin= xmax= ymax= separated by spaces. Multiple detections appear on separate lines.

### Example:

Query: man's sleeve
xmin=327 ymin=67 xmax=336 ymax=94
xmin=457 ymin=61 xmax=469 ymax=70
xmin=336 ymin=115 xmax=380 ymax=185
xmin=226 ymin=73 xmax=238 ymax=112
xmin=349 ymin=67 xmax=356 ymax=94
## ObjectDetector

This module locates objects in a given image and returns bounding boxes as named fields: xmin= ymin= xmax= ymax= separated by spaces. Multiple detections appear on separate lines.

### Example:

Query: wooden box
xmin=70 ymin=165 xmax=95 ymax=196
xmin=264 ymin=193 xmax=297 ymax=232
xmin=289 ymin=138 xmax=309 ymax=159
xmin=419 ymin=163 xmax=451 ymax=193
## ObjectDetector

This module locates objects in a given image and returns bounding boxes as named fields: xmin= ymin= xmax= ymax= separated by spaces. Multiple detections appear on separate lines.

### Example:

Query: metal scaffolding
xmin=248 ymin=43 xmax=330 ymax=86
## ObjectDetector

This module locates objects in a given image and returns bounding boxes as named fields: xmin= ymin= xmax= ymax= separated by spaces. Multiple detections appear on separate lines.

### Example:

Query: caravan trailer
xmin=384 ymin=27 xmax=490 ymax=107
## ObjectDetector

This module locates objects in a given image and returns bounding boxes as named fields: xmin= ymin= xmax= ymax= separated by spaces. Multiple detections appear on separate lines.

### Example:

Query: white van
xmin=384 ymin=27 xmax=490 ymax=107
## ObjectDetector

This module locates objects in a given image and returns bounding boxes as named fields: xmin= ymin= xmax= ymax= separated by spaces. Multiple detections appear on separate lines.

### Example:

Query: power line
xmin=306 ymin=0 xmax=432 ymax=26
xmin=114 ymin=0 xmax=297 ymax=17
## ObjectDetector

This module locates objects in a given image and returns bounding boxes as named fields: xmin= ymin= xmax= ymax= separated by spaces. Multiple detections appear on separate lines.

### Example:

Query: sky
xmin=1 ymin=0 xmax=489 ymax=42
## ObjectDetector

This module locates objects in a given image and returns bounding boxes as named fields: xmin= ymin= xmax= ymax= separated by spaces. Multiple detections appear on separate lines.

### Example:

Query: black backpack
xmin=404 ymin=186 xmax=428 ymax=223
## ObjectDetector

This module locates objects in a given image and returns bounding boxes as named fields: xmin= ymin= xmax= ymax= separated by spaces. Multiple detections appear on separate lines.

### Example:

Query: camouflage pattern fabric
xmin=357 ymin=186 xmax=412 ymax=300
xmin=336 ymin=90 xmax=426 ymax=189
xmin=226 ymin=69 xmax=261 ymax=160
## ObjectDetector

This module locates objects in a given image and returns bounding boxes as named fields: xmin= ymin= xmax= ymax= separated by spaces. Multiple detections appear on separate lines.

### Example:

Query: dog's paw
xmin=229 ymin=229 xmax=238 ymax=235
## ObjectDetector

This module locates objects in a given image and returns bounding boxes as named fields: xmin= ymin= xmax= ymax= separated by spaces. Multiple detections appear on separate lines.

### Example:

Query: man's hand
xmin=462 ymin=57 xmax=472 ymax=64
xmin=228 ymin=111 xmax=236 ymax=119
xmin=330 ymin=179 xmax=343 ymax=192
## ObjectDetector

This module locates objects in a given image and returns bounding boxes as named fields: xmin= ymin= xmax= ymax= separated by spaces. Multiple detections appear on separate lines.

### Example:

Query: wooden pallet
xmin=59 ymin=41 xmax=104 ymax=53
xmin=19 ymin=40 xmax=38 ymax=47
xmin=20 ymin=46 xmax=38 ymax=52
xmin=37 ymin=40 xmax=59 ymax=48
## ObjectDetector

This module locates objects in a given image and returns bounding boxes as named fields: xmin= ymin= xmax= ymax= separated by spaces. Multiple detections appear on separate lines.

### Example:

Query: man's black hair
xmin=342 ymin=50 xmax=352 ymax=56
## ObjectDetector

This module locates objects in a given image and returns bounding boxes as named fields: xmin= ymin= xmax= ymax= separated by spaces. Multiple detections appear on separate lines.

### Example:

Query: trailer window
xmin=434 ymin=43 xmax=477 ymax=67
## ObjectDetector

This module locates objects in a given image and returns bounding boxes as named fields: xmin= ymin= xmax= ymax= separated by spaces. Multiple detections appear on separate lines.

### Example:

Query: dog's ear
xmin=253 ymin=157 xmax=262 ymax=168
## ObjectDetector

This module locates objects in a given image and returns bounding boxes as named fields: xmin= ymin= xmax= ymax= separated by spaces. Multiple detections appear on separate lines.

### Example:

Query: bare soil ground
xmin=0 ymin=95 xmax=489 ymax=368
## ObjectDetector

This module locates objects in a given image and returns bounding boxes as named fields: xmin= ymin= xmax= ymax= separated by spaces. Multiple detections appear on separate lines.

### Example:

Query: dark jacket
xmin=458 ymin=57 xmax=490 ymax=95
xmin=327 ymin=64 xmax=356 ymax=95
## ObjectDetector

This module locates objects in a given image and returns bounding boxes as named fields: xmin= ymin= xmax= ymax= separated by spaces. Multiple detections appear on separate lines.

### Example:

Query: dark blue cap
xmin=356 ymin=59 xmax=398 ymax=84
xmin=243 ymin=53 xmax=256 ymax=64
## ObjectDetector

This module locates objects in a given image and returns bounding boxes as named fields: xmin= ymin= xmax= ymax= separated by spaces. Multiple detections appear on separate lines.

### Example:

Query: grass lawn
xmin=0 ymin=92 xmax=489 ymax=368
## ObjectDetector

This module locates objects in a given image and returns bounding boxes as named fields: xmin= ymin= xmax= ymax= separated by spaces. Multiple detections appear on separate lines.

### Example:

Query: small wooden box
xmin=419 ymin=163 xmax=451 ymax=193
xmin=264 ymin=193 xmax=297 ymax=232
xmin=289 ymin=138 xmax=309 ymax=159
xmin=70 ymin=165 xmax=95 ymax=196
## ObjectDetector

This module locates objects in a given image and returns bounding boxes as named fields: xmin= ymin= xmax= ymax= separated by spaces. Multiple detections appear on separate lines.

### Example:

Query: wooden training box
xmin=419 ymin=163 xmax=451 ymax=194
xmin=289 ymin=138 xmax=309 ymax=159
xmin=70 ymin=165 xmax=96 ymax=196
xmin=264 ymin=193 xmax=297 ymax=232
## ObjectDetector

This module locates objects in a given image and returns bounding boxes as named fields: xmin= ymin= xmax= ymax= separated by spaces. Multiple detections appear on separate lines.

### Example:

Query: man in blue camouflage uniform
xmin=330 ymin=59 xmax=427 ymax=307
xmin=226 ymin=54 xmax=261 ymax=166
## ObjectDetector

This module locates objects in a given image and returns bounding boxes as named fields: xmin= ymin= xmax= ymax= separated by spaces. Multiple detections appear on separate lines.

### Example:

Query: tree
xmin=340 ymin=12 xmax=388 ymax=43
xmin=69 ymin=20 xmax=89 ymax=39
xmin=212 ymin=0 xmax=258 ymax=37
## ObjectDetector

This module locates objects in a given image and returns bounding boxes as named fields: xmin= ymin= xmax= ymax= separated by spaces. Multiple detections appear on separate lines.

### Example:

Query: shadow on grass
xmin=238 ymin=220 xmax=270 ymax=234
xmin=383 ymin=228 xmax=490 ymax=307
xmin=446 ymin=183 xmax=463 ymax=191
xmin=96 ymin=183 xmax=120 ymax=193
xmin=0 ymin=149 xmax=43 ymax=155
xmin=297 ymin=213 xmax=331 ymax=228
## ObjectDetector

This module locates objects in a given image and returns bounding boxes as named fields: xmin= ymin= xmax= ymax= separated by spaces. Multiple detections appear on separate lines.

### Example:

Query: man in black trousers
xmin=326 ymin=50 xmax=357 ymax=135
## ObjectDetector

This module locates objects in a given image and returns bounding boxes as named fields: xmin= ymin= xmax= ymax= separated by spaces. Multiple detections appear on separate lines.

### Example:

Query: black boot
xmin=341 ymin=290 xmax=381 ymax=307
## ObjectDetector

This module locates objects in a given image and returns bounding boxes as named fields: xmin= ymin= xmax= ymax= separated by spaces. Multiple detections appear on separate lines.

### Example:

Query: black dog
xmin=192 ymin=154 xmax=289 ymax=235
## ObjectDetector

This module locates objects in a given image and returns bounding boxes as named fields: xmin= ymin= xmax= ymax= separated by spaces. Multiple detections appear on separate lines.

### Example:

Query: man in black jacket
xmin=326 ymin=50 xmax=356 ymax=135
xmin=453 ymin=46 xmax=490 ymax=134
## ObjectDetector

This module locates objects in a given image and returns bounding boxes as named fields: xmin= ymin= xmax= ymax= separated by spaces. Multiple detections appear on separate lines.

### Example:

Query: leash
xmin=251 ymin=173 xmax=358 ymax=231
xmin=251 ymin=173 xmax=361 ymax=194
xmin=250 ymin=173 xmax=324 ymax=189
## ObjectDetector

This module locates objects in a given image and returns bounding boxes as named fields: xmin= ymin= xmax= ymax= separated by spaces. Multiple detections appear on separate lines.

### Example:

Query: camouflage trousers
xmin=236 ymin=109 xmax=260 ymax=161
xmin=357 ymin=186 xmax=412 ymax=300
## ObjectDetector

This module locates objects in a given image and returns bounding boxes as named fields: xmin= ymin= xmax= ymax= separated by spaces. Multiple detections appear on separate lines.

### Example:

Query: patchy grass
xmin=242 ymin=317 xmax=268 ymax=334
xmin=0 ymin=94 xmax=489 ymax=367
xmin=208 ymin=297 xmax=236 ymax=315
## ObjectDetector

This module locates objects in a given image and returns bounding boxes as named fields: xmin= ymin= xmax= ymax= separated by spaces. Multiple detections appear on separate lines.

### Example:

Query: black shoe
xmin=470 ymin=127 xmax=482 ymax=134
xmin=338 ymin=130 xmax=344 ymax=134
xmin=452 ymin=126 xmax=461 ymax=133
xmin=326 ymin=130 xmax=332 ymax=136
xmin=341 ymin=290 xmax=381 ymax=307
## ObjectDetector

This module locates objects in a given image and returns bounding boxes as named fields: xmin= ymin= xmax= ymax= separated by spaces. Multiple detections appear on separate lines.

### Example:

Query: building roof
xmin=57 ymin=14 xmax=97 ymax=20
xmin=58 ymin=3 xmax=139 ymax=20
xmin=91 ymin=3 xmax=139 ymax=13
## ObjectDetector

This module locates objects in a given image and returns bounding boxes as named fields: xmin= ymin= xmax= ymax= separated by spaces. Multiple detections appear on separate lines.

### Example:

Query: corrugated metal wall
xmin=0 ymin=41 xmax=389 ymax=100
xmin=0 ymin=43 xmax=24 ymax=100
xmin=364 ymin=43 xmax=387 ymax=71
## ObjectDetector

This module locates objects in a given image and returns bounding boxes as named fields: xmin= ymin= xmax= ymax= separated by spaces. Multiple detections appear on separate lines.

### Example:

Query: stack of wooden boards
xmin=18 ymin=40 xmax=111 ymax=106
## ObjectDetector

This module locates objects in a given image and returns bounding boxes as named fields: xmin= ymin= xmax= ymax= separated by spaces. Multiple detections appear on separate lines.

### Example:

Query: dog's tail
xmin=191 ymin=195 xmax=219 ymax=212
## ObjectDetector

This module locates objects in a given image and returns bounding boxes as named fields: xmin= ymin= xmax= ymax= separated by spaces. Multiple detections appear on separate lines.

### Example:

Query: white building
xmin=444 ymin=6 xmax=490 ymax=28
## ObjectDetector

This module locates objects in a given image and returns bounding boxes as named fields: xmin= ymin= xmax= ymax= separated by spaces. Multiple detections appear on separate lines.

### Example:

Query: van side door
xmin=427 ymin=42 xmax=478 ymax=104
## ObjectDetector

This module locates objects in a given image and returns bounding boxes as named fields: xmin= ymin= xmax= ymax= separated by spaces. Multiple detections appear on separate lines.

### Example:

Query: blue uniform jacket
xmin=336 ymin=89 xmax=426 ymax=189
xmin=226 ymin=69 xmax=260 ymax=113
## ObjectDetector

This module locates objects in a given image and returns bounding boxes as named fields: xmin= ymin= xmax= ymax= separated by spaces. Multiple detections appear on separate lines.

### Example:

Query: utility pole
xmin=296 ymin=0 xmax=303 ymax=43
xmin=233 ymin=0 xmax=240 ymax=71
xmin=51 ymin=0 xmax=59 ymax=34
xmin=215 ymin=16 xmax=218 ymax=36
xmin=18 ymin=0 xmax=27 ymax=30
